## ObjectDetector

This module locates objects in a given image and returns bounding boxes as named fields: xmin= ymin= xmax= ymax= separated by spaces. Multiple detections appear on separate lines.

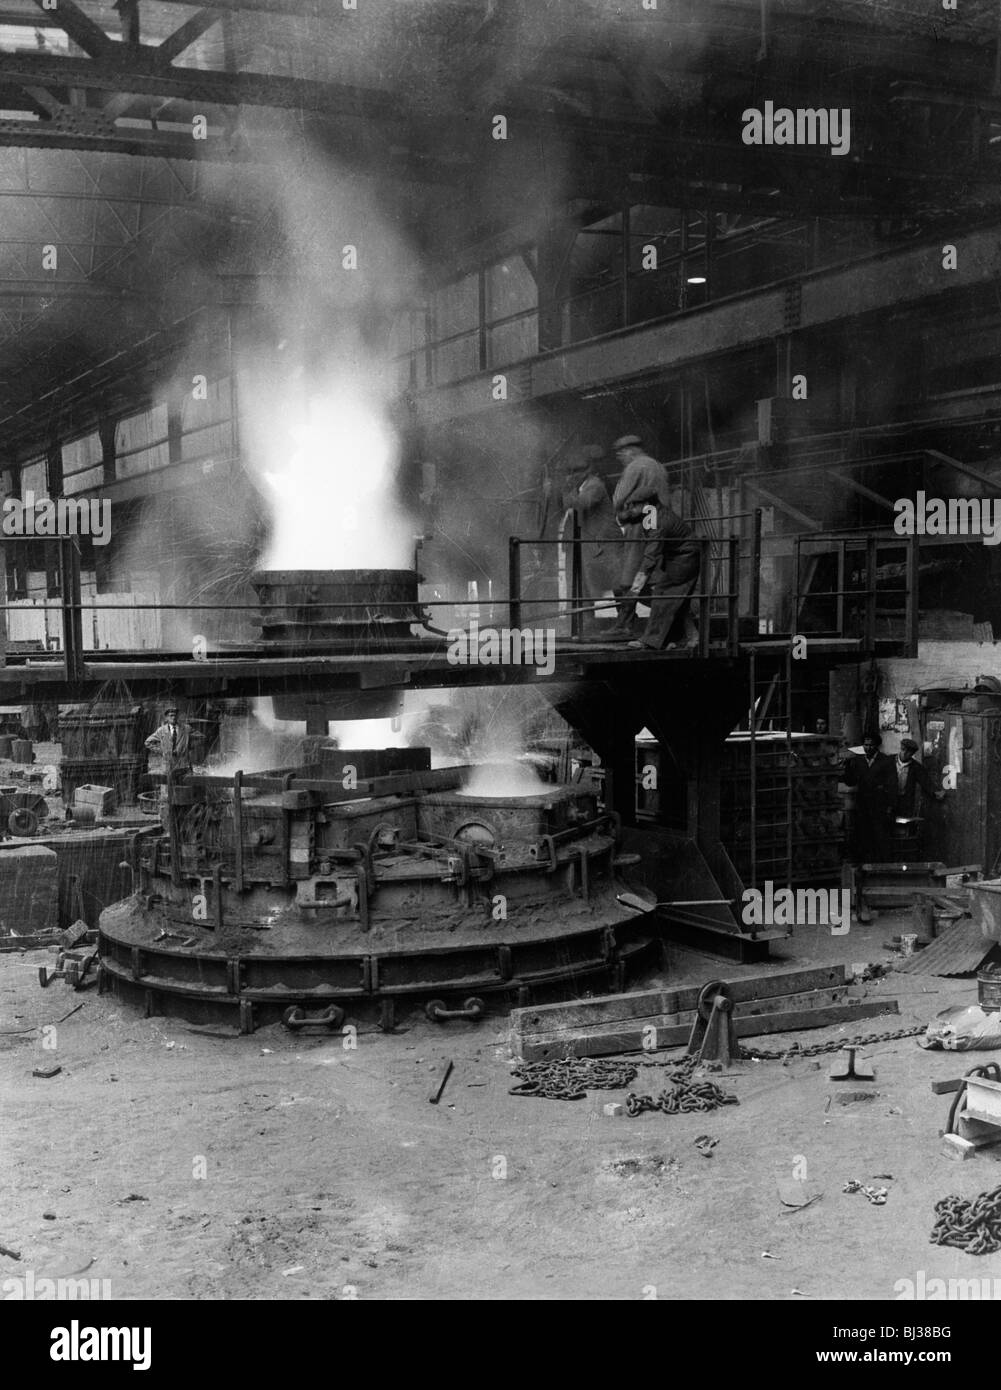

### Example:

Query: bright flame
xmin=459 ymin=759 xmax=547 ymax=798
xmin=245 ymin=377 xmax=415 ymax=570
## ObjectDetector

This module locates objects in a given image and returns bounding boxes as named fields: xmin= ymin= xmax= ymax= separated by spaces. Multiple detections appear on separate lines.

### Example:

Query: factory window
xmin=432 ymin=273 xmax=479 ymax=383
xmin=485 ymin=256 xmax=537 ymax=367
xmin=62 ymin=432 xmax=103 ymax=495
xmin=115 ymin=405 xmax=170 ymax=478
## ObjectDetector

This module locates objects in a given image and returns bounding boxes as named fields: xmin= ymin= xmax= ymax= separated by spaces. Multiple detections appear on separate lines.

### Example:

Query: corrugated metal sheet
xmin=895 ymin=921 xmax=991 ymax=976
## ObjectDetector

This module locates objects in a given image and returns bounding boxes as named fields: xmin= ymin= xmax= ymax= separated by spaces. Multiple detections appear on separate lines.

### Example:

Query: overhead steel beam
xmin=31 ymin=0 xmax=115 ymax=58
xmin=0 ymin=51 xmax=395 ymax=117
xmin=156 ymin=9 xmax=223 ymax=67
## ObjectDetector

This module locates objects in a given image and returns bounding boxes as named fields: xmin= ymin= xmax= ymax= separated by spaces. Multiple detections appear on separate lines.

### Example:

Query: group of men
xmin=842 ymin=732 xmax=944 ymax=862
xmin=564 ymin=434 xmax=700 ymax=649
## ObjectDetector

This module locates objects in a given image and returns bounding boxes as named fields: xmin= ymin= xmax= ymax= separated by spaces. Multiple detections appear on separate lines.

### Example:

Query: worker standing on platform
xmin=623 ymin=489 xmax=701 ymax=649
xmin=563 ymin=444 xmax=619 ymax=632
xmin=145 ymin=704 xmax=193 ymax=788
xmin=608 ymin=435 xmax=671 ymax=637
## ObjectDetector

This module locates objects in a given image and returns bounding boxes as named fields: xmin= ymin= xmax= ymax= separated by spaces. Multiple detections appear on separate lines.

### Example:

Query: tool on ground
xmin=687 ymin=980 xmax=738 ymax=1065
xmin=38 ymin=949 xmax=97 ymax=990
xmin=429 ymin=1059 xmax=454 ymax=1104
xmin=829 ymin=1045 xmax=875 ymax=1081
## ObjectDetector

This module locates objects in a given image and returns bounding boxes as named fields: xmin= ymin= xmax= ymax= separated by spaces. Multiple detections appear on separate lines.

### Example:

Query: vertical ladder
xmin=748 ymin=647 xmax=793 ymax=892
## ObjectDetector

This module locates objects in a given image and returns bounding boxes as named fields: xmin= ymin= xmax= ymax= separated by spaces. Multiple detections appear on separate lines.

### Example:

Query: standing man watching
xmin=842 ymin=733 xmax=896 ymax=863
xmin=145 ymin=703 xmax=193 ymax=788
xmin=893 ymin=736 xmax=945 ymax=823
xmin=608 ymin=435 xmax=672 ymax=637
xmin=564 ymin=444 xmax=620 ymax=632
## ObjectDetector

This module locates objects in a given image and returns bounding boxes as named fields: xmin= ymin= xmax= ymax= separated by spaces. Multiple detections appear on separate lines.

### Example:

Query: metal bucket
xmin=968 ymin=880 xmax=1001 ymax=943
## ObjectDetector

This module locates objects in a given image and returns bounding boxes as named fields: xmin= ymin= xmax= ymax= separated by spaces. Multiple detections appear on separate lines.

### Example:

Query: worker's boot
xmin=605 ymin=589 xmax=638 ymax=639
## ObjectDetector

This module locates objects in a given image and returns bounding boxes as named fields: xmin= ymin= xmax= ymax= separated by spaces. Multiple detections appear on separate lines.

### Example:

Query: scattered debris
xmin=119 ymin=1194 xmax=148 ymax=1204
xmin=31 ymin=1064 xmax=61 ymax=1079
xmin=0 ymin=1244 xmax=20 ymax=1261
xmin=836 ymin=1090 xmax=878 ymax=1106
xmin=844 ymin=1179 xmax=888 ymax=1205
xmin=282 ymin=1265 xmax=305 ymax=1276
xmin=761 ymin=1250 xmax=777 ymax=1259
xmin=693 ymin=1134 xmax=719 ymax=1156
xmin=42 ymin=1212 xmax=55 ymax=1221
xmin=602 ymin=1102 xmax=624 ymax=1118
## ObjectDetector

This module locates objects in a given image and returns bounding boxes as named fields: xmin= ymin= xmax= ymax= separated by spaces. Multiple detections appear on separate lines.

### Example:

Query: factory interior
xmin=4 ymin=0 xmax=1001 ymax=1320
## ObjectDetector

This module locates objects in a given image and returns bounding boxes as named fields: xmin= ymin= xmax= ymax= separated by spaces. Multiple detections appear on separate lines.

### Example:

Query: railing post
xmin=751 ymin=506 xmax=762 ymax=628
xmin=699 ymin=538 xmax=710 ymax=657
xmin=508 ymin=536 xmax=522 ymax=630
xmin=727 ymin=536 xmax=739 ymax=656
xmin=59 ymin=538 xmax=84 ymax=683
xmin=791 ymin=534 xmax=801 ymax=639
xmin=569 ymin=510 xmax=583 ymax=640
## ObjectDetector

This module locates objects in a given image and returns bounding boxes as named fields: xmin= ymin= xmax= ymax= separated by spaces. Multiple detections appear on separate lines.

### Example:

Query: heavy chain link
xmin=626 ymin=1062 xmax=739 ymax=1116
xmin=509 ymin=1025 xmax=926 ymax=1100
xmin=738 ymin=1024 xmax=926 ymax=1061
xmin=509 ymin=1055 xmax=646 ymax=1100
xmin=931 ymin=1185 xmax=1001 ymax=1256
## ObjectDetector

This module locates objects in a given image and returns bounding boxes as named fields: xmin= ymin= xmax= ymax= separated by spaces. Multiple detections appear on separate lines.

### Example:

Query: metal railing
xmin=0 ymin=524 xmax=919 ymax=685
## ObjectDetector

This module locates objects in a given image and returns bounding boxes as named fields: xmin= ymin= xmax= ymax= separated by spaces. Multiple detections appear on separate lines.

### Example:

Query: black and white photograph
xmin=0 ymin=0 xmax=999 ymax=1338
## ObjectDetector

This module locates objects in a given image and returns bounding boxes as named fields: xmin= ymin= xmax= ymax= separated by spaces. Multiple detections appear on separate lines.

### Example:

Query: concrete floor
xmin=3 ymin=913 xmax=1001 ymax=1300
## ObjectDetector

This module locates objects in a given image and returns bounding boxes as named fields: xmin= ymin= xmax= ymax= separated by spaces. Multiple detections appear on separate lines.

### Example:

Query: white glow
xmin=244 ymin=374 xmax=415 ymax=570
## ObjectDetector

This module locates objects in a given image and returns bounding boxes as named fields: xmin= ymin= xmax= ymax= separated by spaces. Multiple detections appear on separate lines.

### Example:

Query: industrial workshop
xmin=3 ymin=0 xmax=1001 ymax=1323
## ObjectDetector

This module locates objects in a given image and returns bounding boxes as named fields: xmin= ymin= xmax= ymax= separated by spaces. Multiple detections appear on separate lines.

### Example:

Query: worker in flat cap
xmin=607 ymin=435 xmax=673 ymax=636
xmin=145 ymin=703 xmax=193 ymax=788
xmin=892 ymin=736 xmax=945 ymax=823
xmin=563 ymin=445 xmax=620 ymax=632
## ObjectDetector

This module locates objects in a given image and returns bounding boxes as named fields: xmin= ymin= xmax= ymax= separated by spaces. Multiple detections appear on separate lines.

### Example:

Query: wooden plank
xmin=510 ymin=963 xmax=848 ymax=1037
xmin=514 ymin=999 xmax=899 ymax=1062
xmin=518 ymin=984 xmax=860 ymax=1047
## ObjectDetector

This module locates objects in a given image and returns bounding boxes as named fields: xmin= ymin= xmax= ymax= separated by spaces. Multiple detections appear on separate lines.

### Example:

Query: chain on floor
xmin=508 ymin=1025 xmax=926 ymax=1100
xmin=931 ymin=1185 xmax=1001 ymax=1256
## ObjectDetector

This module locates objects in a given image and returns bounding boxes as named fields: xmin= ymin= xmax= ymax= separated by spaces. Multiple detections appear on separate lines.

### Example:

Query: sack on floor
xmin=920 ymin=1003 xmax=1001 ymax=1051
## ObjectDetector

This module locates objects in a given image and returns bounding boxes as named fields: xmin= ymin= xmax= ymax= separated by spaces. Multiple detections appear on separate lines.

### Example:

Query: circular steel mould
xmin=251 ymin=568 xmax=425 ymax=646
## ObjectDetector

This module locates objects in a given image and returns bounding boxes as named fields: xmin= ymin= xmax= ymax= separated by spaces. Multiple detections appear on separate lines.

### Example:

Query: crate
xmin=60 ymin=757 xmax=143 ymax=808
xmin=73 ymin=784 xmax=117 ymax=816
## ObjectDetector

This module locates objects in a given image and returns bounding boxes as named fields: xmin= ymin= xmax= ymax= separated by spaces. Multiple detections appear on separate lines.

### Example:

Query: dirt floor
xmin=4 ymin=914 xmax=1001 ymax=1301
